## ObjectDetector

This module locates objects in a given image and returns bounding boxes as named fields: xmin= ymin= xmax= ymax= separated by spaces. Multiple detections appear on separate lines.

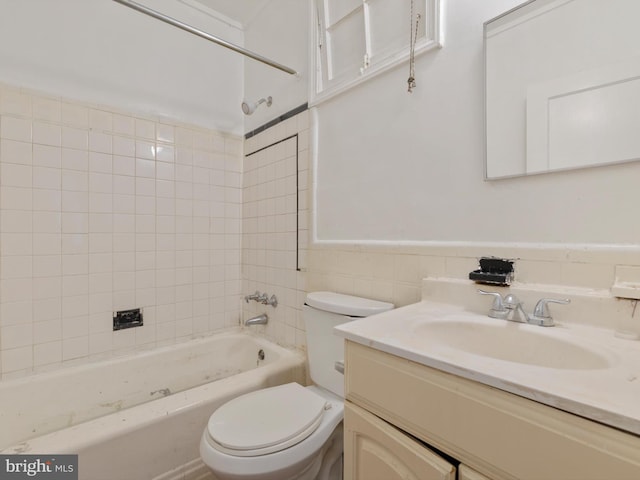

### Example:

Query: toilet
xmin=199 ymin=291 xmax=394 ymax=480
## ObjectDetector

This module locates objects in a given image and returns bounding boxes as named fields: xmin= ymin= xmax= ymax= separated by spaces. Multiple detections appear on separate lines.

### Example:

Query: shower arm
xmin=112 ymin=0 xmax=298 ymax=76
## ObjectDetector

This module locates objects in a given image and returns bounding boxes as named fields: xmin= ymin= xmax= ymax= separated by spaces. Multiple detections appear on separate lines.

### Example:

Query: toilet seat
xmin=206 ymin=383 xmax=328 ymax=457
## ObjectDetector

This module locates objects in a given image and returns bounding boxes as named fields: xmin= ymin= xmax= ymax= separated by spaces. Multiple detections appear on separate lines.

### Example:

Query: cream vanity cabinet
xmin=343 ymin=341 xmax=640 ymax=480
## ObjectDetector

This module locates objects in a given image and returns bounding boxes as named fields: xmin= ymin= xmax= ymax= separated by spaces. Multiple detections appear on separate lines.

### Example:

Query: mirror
xmin=484 ymin=0 xmax=640 ymax=179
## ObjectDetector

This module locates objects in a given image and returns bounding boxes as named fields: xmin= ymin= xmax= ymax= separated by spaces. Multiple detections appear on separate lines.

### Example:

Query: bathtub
xmin=0 ymin=331 xmax=306 ymax=480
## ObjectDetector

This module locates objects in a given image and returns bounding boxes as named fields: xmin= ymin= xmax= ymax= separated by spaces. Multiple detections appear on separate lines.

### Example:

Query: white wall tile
xmin=113 ymin=155 xmax=135 ymax=176
xmin=1 ymin=117 xmax=32 ymax=142
xmin=113 ymin=115 xmax=135 ymax=136
xmin=135 ymin=118 xmax=155 ymax=140
xmin=1 ymin=233 xmax=33 ymax=256
xmin=1 ymin=186 xmax=32 ymax=210
xmin=62 ymin=148 xmax=88 ymax=171
xmin=33 ymin=122 xmax=61 ymax=147
xmin=3 ymin=210 xmax=32 ymax=232
xmin=156 ymin=145 xmax=175 ymax=165
xmin=33 ymin=189 xmax=61 ymax=212
xmin=1 ymin=164 xmax=32 ymax=188
xmin=32 ymin=96 xmax=60 ymax=122
xmin=61 ymin=103 xmax=88 ymax=128
xmin=61 ymin=127 xmax=88 ymax=150
xmin=1 ymin=256 xmax=33 ymax=279
xmin=1 ymin=139 xmax=32 ymax=165
xmin=34 ymin=342 xmax=62 ymax=367
xmin=33 ymin=144 xmax=61 ymax=168
xmin=33 ymin=256 xmax=62 ymax=277
xmin=33 ymin=167 xmax=61 ymax=189
xmin=0 ymin=87 xmax=243 ymax=379
xmin=1 ymin=346 xmax=33 ymax=374
xmin=32 ymin=277 xmax=62 ymax=300
xmin=89 ymin=109 xmax=112 ymax=132
xmin=62 ymin=336 xmax=88 ymax=361
xmin=1 ymin=89 xmax=31 ymax=116
xmin=89 ymin=152 xmax=112 ymax=173
xmin=0 ymin=300 xmax=32 ymax=326
xmin=89 ymin=132 xmax=112 ymax=154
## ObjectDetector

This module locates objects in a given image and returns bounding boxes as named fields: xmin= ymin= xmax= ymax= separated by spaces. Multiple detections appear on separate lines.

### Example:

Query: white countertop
xmin=335 ymin=300 xmax=640 ymax=436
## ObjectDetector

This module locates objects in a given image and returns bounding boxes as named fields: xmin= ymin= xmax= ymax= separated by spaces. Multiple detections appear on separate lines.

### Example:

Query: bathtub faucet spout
xmin=245 ymin=313 xmax=268 ymax=326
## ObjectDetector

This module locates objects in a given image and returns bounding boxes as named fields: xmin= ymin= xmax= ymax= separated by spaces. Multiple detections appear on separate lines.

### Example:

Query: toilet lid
xmin=207 ymin=383 xmax=328 ymax=457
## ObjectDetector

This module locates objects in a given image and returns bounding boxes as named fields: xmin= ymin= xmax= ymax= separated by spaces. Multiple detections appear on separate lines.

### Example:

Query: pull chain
xmin=407 ymin=0 xmax=421 ymax=93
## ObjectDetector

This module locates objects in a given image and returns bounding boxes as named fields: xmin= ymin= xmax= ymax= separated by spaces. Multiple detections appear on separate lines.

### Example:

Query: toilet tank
xmin=303 ymin=292 xmax=394 ymax=397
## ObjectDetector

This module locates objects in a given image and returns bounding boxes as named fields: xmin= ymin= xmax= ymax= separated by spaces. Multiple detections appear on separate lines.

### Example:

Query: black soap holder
xmin=469 ymin=257 xmax=514 ymax=286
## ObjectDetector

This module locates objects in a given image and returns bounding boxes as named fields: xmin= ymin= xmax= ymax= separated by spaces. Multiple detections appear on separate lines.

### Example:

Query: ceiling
xmin=189 ymin=0 xmax=272 ymax=28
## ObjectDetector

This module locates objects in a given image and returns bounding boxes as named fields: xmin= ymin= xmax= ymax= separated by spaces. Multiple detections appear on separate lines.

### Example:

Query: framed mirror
xmin=484 ymin=0 xmax=640 ymax=179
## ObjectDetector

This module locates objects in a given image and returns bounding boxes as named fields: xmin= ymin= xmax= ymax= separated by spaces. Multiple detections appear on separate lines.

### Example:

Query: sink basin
xmin=413 ymin=319 xmax=613 ymax=370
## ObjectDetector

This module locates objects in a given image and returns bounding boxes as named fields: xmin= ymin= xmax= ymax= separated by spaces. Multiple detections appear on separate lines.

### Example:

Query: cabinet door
xmin=459 ymin=464 xmax=493 ymax=480
xmin=344 ymin=401 xmax=456 ymax=480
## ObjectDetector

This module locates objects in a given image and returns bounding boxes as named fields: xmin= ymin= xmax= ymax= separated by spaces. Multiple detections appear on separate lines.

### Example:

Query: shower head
xmin=241 ymin=96 xmax=272 ymax=115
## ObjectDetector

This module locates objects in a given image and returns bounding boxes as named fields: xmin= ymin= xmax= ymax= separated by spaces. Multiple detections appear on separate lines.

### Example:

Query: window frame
xmin=309 ymin=0 xmax=443 ymax=106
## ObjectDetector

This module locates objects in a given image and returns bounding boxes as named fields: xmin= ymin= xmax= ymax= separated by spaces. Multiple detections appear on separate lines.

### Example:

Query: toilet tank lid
xmin=305 ymin=291 xmax=394 ymax=317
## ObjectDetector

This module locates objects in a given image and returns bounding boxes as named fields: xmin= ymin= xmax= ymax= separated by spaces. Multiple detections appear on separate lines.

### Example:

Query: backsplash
xmin=0 ymin=83 xmax=243 ymax=379
xmin=306 ymin=243 xmax=640 ymax=328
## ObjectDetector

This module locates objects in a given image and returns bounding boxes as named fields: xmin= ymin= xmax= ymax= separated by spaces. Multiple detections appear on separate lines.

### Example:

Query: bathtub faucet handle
xmin=264 ymin=294 xmax=278 ymax=308
xmin=244 ymin=291 xmax=261 ymax=303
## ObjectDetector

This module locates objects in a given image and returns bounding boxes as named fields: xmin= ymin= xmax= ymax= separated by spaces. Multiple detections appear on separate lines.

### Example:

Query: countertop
xmin=335 ymin=300 xmax=640 ymax=436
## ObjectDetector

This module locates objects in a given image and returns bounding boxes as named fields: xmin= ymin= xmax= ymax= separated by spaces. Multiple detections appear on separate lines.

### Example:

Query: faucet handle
xmin=532 ymin=298 xmax=571 ymax=319
xmin=244 ymin=291 xmax=261 ymax=303
xmin=503 ymin=293 xmax=521 ymax=309
xmin=478 ymin=289 xmax=507 ymax=318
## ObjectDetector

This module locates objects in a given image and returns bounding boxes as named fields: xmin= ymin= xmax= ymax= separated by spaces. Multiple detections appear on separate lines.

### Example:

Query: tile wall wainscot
xmin=0 ymin=83 xmax=243 ymax=379
xmin=305 ymin=243 xmax=640 ymax=325
xmin=242 ymin=111 xmax=310 ymax=351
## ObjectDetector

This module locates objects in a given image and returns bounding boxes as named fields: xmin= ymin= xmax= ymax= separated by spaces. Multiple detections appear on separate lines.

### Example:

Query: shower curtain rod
xmin=112 ymin=0 xmax=298 ymax=75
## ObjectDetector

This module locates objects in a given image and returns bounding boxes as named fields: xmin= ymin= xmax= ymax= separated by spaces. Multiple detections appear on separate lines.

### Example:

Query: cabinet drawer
xmin=345 ymin=341 xmax=640 ymax=480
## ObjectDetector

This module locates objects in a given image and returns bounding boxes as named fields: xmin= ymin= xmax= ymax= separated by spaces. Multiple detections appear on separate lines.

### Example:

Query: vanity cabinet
xmin=343 ymin=340 xmax=640 ymax=480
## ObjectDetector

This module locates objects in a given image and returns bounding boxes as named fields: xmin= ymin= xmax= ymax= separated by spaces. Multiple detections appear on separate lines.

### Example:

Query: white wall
xmin=243 ymin=0 xmax=309 ymax=133
xmin=0 ymin=0 xmax=244 ymax=133
xmin=313 ymin=0 xmax=640 ymax=246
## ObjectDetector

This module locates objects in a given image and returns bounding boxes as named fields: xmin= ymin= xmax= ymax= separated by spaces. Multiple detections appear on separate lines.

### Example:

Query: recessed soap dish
xmin=611 ymin=283 xmax=640 ymax=300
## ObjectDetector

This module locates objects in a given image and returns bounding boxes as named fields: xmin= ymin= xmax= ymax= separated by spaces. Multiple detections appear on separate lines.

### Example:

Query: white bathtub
xmin=0 ymin=331 xmax=306 ymax=480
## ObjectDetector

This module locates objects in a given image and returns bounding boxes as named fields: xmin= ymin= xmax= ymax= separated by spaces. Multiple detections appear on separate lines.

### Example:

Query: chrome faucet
xmin=244 ymin=291 xmax=278 ymax=308
xmin=245 ymin=313 xmax=268 ymax=326
xmin=478 ymin=290 xmax=570 ymax=327
xmin=244 ymin=291 xmax=261 ymax=303
xmin=529 ymin=297 xmax=571 ymax=326
xmin=262 ymin=294 xmax=278 ymax=308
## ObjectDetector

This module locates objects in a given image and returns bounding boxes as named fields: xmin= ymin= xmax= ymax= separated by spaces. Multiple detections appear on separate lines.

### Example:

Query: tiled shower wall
xmin=0 ymin=83 xmax=242 ymax=379
xmin=242 ymin=111 xmax=310 ymax=351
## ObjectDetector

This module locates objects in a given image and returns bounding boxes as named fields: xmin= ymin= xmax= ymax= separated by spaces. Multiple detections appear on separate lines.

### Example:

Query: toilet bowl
xmin=200 ymin=384 xmax=343 ymax=480
xmin=199 ymin=292 xmax=394 ymax=480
